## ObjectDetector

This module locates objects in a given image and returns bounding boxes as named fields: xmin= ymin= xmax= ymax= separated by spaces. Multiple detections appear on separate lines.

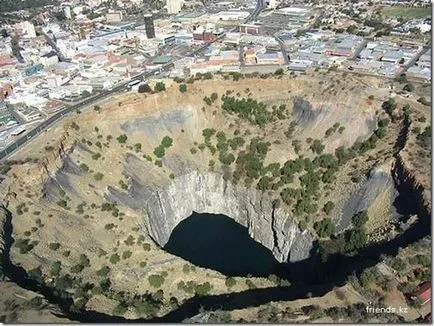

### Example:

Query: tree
xmin=94 ymin=172 xmax=104 ymax=181
xmin=117 ymin=134 xmax=128 ymax=144
xmin=154 ymin=82 xmax=166 ymax=92
xmin=381 ymin=98 xmax=396 ymax=116
xmin=274 ymin=68 xmax=284 ymax=75
xmin=314 ymin=218 xmax=335 ymax=238
xmin=403 ymin=83 xmax=414 ymax=92
xmin=323 ymin=201 xmax=335 ymax=215
xmin=257 ymin=176 xmax=271 ymax=191
xmin=202 ymin=128 xmax=216 ymax=139
xmin=352 ymin=211 xmax=368 ymax=228
xmin=138 ymin=84 xmax=152 ymax=93
xmin=148 ymin=274 xmax=165 ymax=288
xmin=179 ymin=83 xmax=187 ymax=93
xmin=417 ymin=97 xmax=429 ymax=106
xmin=96 ymin=266 xmax=111 ymax=277
xmin=210 ymin=92 xmax=218 ymax=102
xmin=310 ymin=139 xmax=325 ymax=154
xmin=109 ymin=253 xmax=120 ymax=264
xmin=343 ymin=228 xmax=367 ymax=252
xmin=153 ymin=146 xmax=165 ymax=158
xmin=161 ymin=136 xmax=173 ymax=148
xmin=225 ymin=277 xmax=236 ymax=288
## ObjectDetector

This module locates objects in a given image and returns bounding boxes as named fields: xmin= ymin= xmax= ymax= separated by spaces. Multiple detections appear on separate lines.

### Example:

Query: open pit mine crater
xmin=0 ymin=73 xmax=431 ymax=322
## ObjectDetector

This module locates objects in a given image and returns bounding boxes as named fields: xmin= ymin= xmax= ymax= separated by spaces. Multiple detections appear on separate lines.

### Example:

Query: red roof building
xmin=415 ymin=282 xmax=431 ymax=305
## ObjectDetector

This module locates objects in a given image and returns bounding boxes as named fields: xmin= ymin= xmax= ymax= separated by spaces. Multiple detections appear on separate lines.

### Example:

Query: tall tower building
xmin=166 ymin=0 xmax=182 ymax=14
xmin=143 ymin=14 xmax=155 ymax=39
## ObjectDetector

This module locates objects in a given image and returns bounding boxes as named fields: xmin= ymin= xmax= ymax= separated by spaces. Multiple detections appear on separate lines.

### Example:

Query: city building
xmin=256 ymin=52 xmax=284 ymax=65
xmin=64 ymin=6 xmax=72 ymax=20
xmin=106 ymin=11 xmax=123 ymax=23
xmin=15 ymin=21 xmax=36 ymax=38
xmin=266 ymin=0 xmax=278 ymax=9
xmin=40 ymin=51 xmax=59 ymax=67
xmin=144 ymin=14 xmax=156 ymax=39
xmin=167 ymin=0 xmax=183 ymax=14
xmin=239 ymin=24 xmax=261 ymax=35
xmin=413 ymin=282 xmax=431 ymax=305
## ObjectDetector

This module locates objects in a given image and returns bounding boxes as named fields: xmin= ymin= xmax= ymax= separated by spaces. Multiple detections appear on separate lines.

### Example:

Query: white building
xmin=64 ymin=6 xmax=72 ymax=19
xmin=167 ymin=0 xmax=183 ymax=14
xmin=18 ymin=21 xmax=36 ymax=38
xmin=106 ymin=11 xmax=123 ymax=23
xmin=40 ymin=52 xmax=59 ymax=67
xmin=267 ymin=0 xmax=278 ymax=9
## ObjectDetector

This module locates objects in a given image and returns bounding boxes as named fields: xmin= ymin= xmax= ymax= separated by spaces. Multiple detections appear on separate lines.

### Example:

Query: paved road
xmin=0 ymin=0 xmax=264 ymax=161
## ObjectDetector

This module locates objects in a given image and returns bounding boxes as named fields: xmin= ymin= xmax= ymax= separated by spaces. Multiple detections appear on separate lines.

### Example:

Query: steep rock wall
xmin=108 ymin=170 xmax=314 ymax=264
xmin=337 ymin=164 xmax=399 ymax=232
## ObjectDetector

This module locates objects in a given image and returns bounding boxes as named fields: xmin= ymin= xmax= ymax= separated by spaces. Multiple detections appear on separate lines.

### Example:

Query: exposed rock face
xmin=337 ymin=165 xmax=398 ymax=232
xmin=108 ymin=168 xmax=314 ymax=264
xmin=0 ymin=207 xmax=6 ymax=278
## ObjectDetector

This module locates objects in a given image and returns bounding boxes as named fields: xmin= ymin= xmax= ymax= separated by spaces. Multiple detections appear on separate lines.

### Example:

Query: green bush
xmin=94 ymin=172 xmax=104 ymax=181
xmin=138 ymin=84 xmax=152 ymax=93
xmin=323 ymin=201 xmax=335 ymax=215
xmin=50 ymin=261 xmax=62 ymax=277
xmin=314 ymin=218 xmax=335 ymax=238
xmin=153 ymin=146 xmax=165 ymax=158
xmin=117 ymin=134 xmax=128 ymax=144
xmin=49 ymin=242 xmax=61 ymax=251
xmin=225 ymin=277 xmax=236 ymax=288
xmin=310 ymin=139 xmax=325 ymax=154
xmin=148 ymin=274 xmax=165 ymax=288
xmin=96 ymin=266 xmax=111 ymax=277
xmin=133 ymin=143 xmax=142 ymax=152
xmin=274 ymin=68 xmax=284 ymax=75
xmin=70 ymin=264 xmax=84 ymax=273
xmin=122 ymin=250 xmax=132 ymax=259
xmin=403 ymin=83 xmax=414 ymax=92
xmin=124 ymin=235 xmax=135 ymax=246
xmin=351 ymin=211 xmax=368 ymax=228
xmin=179 ymin=84 xmax=187 ymax=93
xmin=195 ymin=282 xmax=212 ymax=296
xmin=57 ymin=199 xmax=68 ymax=208
xmin=109 ymin=253 xmax=120 ymax=264
xmin=155 ymin=160 xmax=163 ymax=167
xmin=154 ymin=82 xmax=166 ymax=92
xmin=161 ymin=136 xmax=173 ymax=148
xmin=15 ymin=238 xmax=34 ymax=254
xmin=202 ymin=128 xmax=216 ymax=139
xmin=381 ymin=98 xmax=396 ymax=115
xmin=417 ymin=97 xmax=429 ymax=105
